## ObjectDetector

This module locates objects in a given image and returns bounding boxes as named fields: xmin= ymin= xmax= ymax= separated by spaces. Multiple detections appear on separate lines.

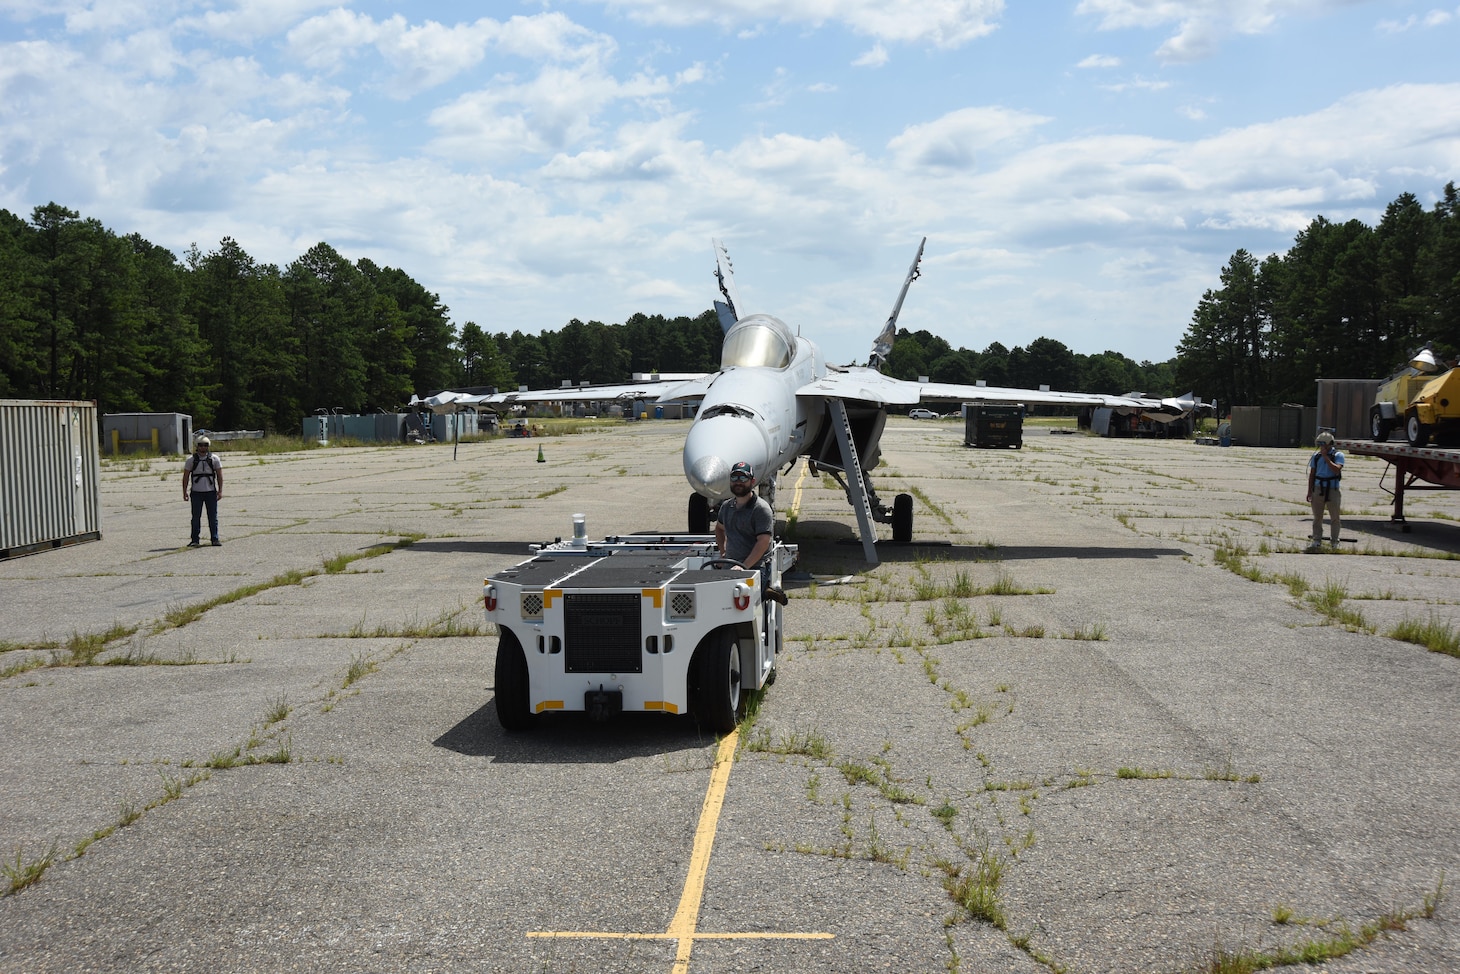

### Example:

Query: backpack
xmin=189 ymin=453 xmax=218 ymax=489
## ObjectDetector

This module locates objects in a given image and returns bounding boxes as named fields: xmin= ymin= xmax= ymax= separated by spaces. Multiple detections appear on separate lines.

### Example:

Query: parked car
xmin=908 ymin=408 xmax=940 ymax=420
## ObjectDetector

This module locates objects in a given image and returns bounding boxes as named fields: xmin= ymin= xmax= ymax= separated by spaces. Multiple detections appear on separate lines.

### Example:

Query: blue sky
xmin=2 ymin=1 xmax=1458 ymax=372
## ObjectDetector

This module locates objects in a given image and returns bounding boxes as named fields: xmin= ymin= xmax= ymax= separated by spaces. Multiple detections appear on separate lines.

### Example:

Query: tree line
xmin=1174 ymin=183 xmax=1460 ymax=409
xmin=1 ymin=202 xmax=1182 ymax=431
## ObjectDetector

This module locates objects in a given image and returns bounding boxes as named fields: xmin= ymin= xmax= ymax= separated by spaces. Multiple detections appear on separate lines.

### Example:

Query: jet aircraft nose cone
xmin=687 ymin=453 xmax=730 ymax=498
xmin=683 ymin=414 xmax=771 ymax=501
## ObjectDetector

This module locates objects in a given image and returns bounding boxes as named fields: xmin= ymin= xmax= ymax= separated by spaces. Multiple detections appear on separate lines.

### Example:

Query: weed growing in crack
xmin=3 ymin=842 xmax=59 ymax=895
xmin=1387 ymin=615 xmax=1460 ymax=657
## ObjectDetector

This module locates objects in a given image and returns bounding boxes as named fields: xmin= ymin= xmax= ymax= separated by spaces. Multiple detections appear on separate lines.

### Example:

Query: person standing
xmin=1305 ymin=431 xmax=1344 ymax=551
xmin=715 ymin=461 xmax=787 ymax=604
xmin=183 ymin=437 xmax=224 ymax=547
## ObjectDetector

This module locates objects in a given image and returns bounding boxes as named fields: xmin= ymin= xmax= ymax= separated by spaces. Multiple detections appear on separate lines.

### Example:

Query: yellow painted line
xmin=527 ymin=931 xmax=832 ymax=940
xmin=533 ymin=700 xmax=564 ymax=713
xmin=643 ymin=701 xmax=680 ymax=714
xmin=665 ymin=729 xmax=739 ymax=969
xmin=543 ymin=588 xmax=562 ymax=608
xmin=789 ymin=461 xmax=810 ymax=519
xmin=643 ymin=588 xmax=664 ymax=607
xmin=528 ymin=725 xmax=833 ymax=970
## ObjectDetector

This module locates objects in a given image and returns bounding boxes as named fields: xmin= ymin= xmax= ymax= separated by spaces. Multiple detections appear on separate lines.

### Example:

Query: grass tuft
xmin=1387 ymin=615 xmax=1460 ymax=657
xmin=3 ymin=842 xmax=59 ymax=896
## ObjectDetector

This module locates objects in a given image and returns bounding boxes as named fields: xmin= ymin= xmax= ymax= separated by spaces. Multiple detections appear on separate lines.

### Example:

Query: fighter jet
xmin=421 ymin=240 xmax=1200 ymax=563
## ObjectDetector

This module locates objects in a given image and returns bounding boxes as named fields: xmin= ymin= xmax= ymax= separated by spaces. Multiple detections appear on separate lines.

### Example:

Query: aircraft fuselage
xmin=682 ymin=313 xmax=824 ymax=502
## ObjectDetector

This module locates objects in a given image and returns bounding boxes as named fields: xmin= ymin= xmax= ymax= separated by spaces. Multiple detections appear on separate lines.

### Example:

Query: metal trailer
xmin=484 ymin=525 xmax=796 ymax=733
xmin=1335 ymin=439 xmax=1460 ymax=529
xmin=1 ymin=399 xmax=103 ymax=560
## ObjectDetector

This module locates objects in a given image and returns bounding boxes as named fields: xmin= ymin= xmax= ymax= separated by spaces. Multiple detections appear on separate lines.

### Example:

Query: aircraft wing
xmin=797 ymin=367 xmax=1146 ymax=408
xmin=481 ymin=377 xmax=708 ymax=405
xmin=408 ymin=391 xmax=494 ymax=414
xmin=653 ymin=372 xmax=725 ymax=403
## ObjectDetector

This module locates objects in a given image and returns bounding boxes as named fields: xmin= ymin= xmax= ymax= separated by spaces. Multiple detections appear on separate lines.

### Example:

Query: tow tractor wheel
xmin=493 ymin=629 xmax=534 ymax=731
xmin=1371 ymin=408 xmax=1390 ymax=442
xmin=892 ymin=492 xmax=914 ymax=544
xmin=688 ymin=492 xmax=711 ymax=534
xmin=694 ymin=628 xmax=744 ymax=734
xmin=1406 ymin=410 xmax=1431 ymax=447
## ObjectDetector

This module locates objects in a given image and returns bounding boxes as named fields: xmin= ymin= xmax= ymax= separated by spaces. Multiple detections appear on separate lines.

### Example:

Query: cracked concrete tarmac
xmin=2 ymin=422 xmax=1459 ymax=973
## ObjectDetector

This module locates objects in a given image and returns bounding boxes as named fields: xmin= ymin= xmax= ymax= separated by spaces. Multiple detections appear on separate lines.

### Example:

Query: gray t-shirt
xmin=717 ymin=494 xmax=773 ymax=564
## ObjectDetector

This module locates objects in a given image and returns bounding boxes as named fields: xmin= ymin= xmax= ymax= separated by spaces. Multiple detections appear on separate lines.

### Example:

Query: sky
xmin=2 ymin=1 xmax=1459 ymax=370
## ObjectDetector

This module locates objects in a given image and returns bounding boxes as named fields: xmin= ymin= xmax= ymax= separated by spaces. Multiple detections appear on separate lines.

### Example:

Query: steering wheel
xmin=704 ymin=557 xmax=744 ymax=570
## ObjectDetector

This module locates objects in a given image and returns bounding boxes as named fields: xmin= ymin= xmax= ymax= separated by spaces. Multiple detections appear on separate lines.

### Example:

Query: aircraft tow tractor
xmin=484 ymin=516 xmax=796 ymax=733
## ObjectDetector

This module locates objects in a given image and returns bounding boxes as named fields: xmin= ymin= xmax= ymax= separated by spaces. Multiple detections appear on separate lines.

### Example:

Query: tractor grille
xmin=564 ymin=593 xmax=642 ymax=674
xmin=669 ymin=590 xmax=696 ymax=620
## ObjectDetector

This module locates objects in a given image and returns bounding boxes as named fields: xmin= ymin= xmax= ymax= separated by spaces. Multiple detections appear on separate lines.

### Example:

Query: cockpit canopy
xmin=720 ymin=314 xmax=794 ymax=370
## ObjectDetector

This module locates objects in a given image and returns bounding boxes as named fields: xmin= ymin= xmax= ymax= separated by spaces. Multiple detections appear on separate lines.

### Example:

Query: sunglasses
xmin=730 ymin=473 xmax=752 ymax=482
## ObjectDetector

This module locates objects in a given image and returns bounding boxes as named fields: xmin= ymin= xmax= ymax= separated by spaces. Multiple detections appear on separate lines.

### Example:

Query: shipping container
xmin=1229 ymin=405 xmax=1315 ymax=448
xmin=1 ymin=400 xmax=103 ymax=559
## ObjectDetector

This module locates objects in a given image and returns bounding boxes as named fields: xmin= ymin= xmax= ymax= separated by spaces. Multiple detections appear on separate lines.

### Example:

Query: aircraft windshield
xmin=720 ymin=315 xmax=793 ymax=369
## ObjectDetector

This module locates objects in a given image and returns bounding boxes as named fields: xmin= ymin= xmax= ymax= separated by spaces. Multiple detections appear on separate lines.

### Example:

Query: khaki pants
xmin=1310 ymin=486 xmax=1340 ymax=544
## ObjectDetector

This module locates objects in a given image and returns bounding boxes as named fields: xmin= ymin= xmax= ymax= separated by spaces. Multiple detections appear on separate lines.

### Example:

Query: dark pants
xmin=191 ymin=491 xmax=219 ymax=543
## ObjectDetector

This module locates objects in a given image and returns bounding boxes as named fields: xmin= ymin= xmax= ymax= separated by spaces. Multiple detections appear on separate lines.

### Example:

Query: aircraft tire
xmin=892 ymin=493 xmax=914 ymax=544
xmin=689 ymin=492 xmax=711 ymax=533
xmin=493 ymin=629 xmax=534 ymax=731
xmin=693 ymin=627 xmax=744 ymax=734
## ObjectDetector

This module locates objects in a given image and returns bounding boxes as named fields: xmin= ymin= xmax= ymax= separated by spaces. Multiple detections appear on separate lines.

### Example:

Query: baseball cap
xmin=730 ymin=461 xmax=754 ymax=480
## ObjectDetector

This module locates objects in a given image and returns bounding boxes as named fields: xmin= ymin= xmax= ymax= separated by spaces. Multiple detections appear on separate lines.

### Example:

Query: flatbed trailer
xmin=484 ymin=527 xmax=796 ymax=732
xmin=1335 ymin=439 xmax=1460 ymax=529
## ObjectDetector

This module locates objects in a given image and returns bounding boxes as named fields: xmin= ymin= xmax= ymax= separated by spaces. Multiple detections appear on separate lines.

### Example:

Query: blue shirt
xmin=1309 ymin=450 xmax=1344 ymax=482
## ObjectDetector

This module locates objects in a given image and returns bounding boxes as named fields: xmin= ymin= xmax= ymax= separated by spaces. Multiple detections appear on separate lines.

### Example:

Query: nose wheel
xmin=689 ymin=492 xmax=711 ymax=533
xmin=892 ymin=492 xmax=913 ymax=544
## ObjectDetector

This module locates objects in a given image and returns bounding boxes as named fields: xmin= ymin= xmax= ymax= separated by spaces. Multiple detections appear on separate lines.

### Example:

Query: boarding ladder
xmin=827 ymin=398 xmax=880 ymax=564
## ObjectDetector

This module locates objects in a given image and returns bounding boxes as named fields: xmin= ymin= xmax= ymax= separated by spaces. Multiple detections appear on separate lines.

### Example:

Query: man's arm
xmin=182 ymin=462 xmax=190 ymax=499
xmin=744 ymin=532 xmax=771 ymax=569
xmin=1306 ymin=458 xmax=1315 ymax=499
xmin=214 ymin=458 xmax=223 ymax=498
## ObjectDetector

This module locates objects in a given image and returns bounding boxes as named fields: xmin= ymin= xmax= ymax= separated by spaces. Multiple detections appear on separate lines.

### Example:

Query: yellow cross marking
xmin=528 ymin=728 xmax=833 ymax=972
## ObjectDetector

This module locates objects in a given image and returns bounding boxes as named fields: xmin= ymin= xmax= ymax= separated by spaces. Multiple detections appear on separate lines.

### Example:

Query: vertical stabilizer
xmin=868 ymin=237 xmax=926 ymax=371
xmin=712 ymin=239 xmax=742 ymax=332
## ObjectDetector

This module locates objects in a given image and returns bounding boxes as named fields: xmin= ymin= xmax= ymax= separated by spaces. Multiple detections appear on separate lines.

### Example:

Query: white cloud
xmin=853 ymin=42 xmax=889 ymax=67
xmin=179 ymin=0 xmax=339 ymax=44
xmin=1075 ymin=0 xmax=1349 ymax=62
xmin=1077 ymin=53 xmax=1122 ymax=68
xmin=1378 ymin=7 xmax=1459 ymax=32
xmin=888 ymin=106 xmax=1051 ymax=169
xmin=1099 ymin=76 xmax=1172 ymax=92
xmin=426 ymin=60 xmax=684 ymax=161
xmin=284 ymin=11 xmax=615 ymax=95
xmin=580 ymin=0 xmax=1004 ymax=48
